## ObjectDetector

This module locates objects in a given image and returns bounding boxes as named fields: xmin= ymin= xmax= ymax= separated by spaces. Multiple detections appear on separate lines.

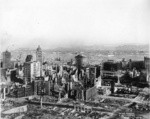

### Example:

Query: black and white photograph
xmin=0 ymin=0 xmax=150 ymax=119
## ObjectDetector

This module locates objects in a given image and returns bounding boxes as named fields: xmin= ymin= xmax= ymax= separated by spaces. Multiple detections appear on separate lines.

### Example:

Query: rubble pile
xmin=21 ymin=105 xmax=111 ymax=119
xmin=134 ymin=88 xmax=150 ymax=103
xmin=102 ymin=98 xmax=130 ymax=105
xmin=60 ymin=98 xmax=75 ymax=104
xmin=1 ymin=113 xmax=21 ymax=119
xmin=115 ymin=88 xmax=138 ymax=95
xmin=84 ymin=99 xmax=129 ymax=112
xmin=31 ymin=96 xmax=58 ymax=103
xmin=129 ymin=88 xmax=150 ymax=116
xmin=1 ymin=99 xmax=26 ymax=112
xmin=111 ymin=93 xmax=137 ymax=99
xmin=129 ymin=104 xmax=150 ymax=114
xmin=1 ymin=100 xmax=26 ymax=119
xmin=22 ymin=106 xmax=60 ymax=119
xmin=2 ymin=93 xmax=149 ymax=119
xmin=113 ymin=88 xmax=138 ymax=98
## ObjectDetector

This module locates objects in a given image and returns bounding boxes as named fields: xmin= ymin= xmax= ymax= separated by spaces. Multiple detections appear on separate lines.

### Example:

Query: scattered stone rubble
xmin=1 ymin=87 xmax=150 ymax=119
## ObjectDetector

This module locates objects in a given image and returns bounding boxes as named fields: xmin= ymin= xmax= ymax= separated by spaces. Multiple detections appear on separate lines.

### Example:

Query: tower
xmin=75 ymin=54 xmax=84 ymax=80
xmin=36 ymin=45 xmax=42 ymax=76
xmin=2 ymin=50 xmax=11 ymax=69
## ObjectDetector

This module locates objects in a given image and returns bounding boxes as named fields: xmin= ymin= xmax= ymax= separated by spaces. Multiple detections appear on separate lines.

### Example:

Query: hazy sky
xmin=0 ymin=0 xmax=150 ymax=50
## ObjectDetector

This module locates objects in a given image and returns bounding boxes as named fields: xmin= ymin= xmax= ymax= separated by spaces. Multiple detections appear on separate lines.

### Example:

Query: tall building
xmin=30 ymin=61 xmax=41 ymax=79
xmin=24 ymin=61 xmax=41 ymax=83
xmin=2 ymin=50 xmax=11 ymax=69
xmin=36 ymin=45 xmax=42 ymax=63
xmin=36 ymin=45 xmax=42 ymax=75
xmin=24 ymin=62 xmax=31 ymax=83
xmin=144 ymin=57 xmax=150 ymax=83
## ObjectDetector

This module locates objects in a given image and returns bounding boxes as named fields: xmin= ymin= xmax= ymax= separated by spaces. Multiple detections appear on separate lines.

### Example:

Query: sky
xmin=0 ymin=0 xmax=150 ymax=51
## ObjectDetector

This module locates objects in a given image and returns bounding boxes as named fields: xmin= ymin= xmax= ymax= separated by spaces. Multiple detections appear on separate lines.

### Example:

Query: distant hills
xmin=44 ymin=45 xmax=115 ymax=52
xmin=115 ymin=44 xmax=149 ymax=52
xmin=1 ymin=44 xmax=149 ymax=61
xmin=9 ymin=44 xmax=150 ymax=53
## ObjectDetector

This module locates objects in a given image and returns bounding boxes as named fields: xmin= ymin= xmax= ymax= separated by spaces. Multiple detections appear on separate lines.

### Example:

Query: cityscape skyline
xmin=0 ymin=1 xmax=150 ymax=118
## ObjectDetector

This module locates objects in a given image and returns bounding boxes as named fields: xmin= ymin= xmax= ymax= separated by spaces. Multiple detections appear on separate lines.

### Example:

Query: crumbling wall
xmin=86 ymin=86 xmax=97 ymax=101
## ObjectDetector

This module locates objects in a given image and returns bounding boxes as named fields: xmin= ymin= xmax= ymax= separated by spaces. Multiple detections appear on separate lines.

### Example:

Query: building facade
xmin=23 ymin=62 xmax=31 ymax=83
xmin=144 ymin=57 xmax=150 ymax=83
xmin=30 ymin=61 xmax=41 ymax=79
xmin=24 ymin=61 xmax=41 ymax=83
xmin=2 ymin=50 xmax=11 ymax=69
xmin=36 ymin=45 xmax=42 ymax=76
